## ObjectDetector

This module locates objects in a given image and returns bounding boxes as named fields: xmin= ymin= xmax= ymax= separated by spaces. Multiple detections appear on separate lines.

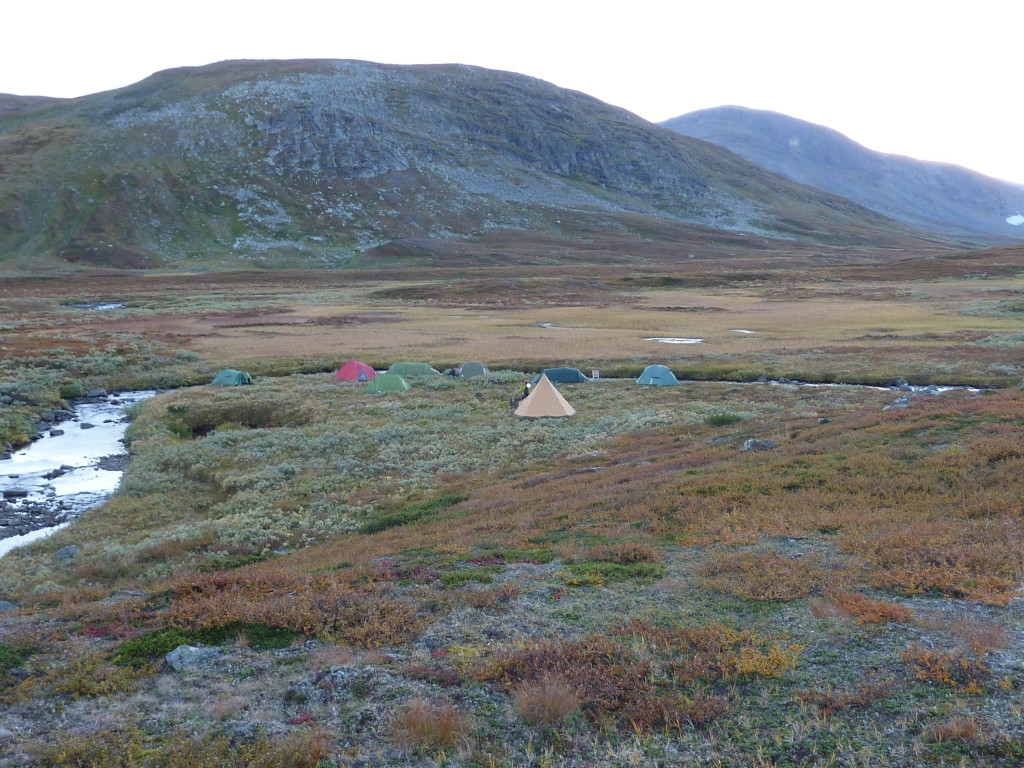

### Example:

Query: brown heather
xmin=824 ymin=590 xmax=914 ymax=625
xmin=483 ymin=619 xmax=798 ymax=731
xmin=511 ymin=676 xmax=581 ymax=726
xmin=901 ymin=645 xmax=993 ymax=693
xmin=794 ymin=676 xmax=895 ymax=716
xmin=166 ymin=568 xmax=422 ymax=647
xmin=391 ymin=698 xmax=472 ymax=751
xmin=923 ymin=716 xmax=982 ymax=744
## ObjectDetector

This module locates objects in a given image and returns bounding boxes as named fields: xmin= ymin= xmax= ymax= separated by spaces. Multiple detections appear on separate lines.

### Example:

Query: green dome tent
xmin=387 ymin=362 xmax=442 ymax=378
xmin=364 ymin=373 xmax=411 ymax=393
xmin=211 ymin=369 xmax=254 ymax=386
xmin=530 ymin=367 xmax=592 ymax=385
xmin=637 ymin=364 xmax=680 ymax=386
xmin=458 ymin=362 xmax=490 ymax=378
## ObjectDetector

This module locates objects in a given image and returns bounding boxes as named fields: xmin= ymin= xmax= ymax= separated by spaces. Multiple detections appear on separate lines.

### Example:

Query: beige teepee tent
xmin=514 ymin=373 xmax=576 ymax=418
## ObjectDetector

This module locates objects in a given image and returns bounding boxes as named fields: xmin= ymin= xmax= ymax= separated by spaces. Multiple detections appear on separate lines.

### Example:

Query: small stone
xmin=55 ymin=544 xmax=81 ymax=561
xmin=741 ymin=438 xmax=780 ymax=452
xmin=166 ymin=644 xmax=220 ymax=671
xmin=80 ymin=423 xmax=96 ymax=430
xmin=49 ymin=429 xmax=65 ymax=437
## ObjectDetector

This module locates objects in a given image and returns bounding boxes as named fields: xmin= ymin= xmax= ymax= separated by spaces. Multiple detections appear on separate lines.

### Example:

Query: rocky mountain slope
xmin=662 ymin=106 xmax=1024 ymax=243
xmin=0 ymin=60 xmax=940 ymax=270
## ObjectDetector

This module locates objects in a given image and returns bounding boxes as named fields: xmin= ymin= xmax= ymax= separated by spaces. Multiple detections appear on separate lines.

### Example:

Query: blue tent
xmin=637 ymin=364 xmax=680 ymax=386
xmin=211 ymin=369 xmax=254 ymax=386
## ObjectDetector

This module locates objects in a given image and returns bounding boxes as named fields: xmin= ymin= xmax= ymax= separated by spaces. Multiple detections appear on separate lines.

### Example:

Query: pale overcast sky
xmin=5 ymin=0 xmax=1023 ymax=185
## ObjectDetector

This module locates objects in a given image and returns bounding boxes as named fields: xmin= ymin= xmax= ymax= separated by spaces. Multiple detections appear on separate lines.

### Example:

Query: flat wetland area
xmin=1 ymin=246 xmax=1023 ymax=766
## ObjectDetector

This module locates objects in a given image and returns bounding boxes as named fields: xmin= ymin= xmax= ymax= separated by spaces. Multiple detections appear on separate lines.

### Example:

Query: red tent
xmin=334 ymin=360 xmax=376 ymax=382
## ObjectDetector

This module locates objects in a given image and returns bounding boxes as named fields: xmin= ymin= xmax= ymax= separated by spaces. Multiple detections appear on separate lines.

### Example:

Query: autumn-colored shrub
xmin=405 ymin=665 xmax=461 ymax=688
xmin=623 ymin=619 xmax=804 ymax=681
xmin=167 ymin=570 xmax=422 ymax=647
xmin=700 ymin=551 xmax=831 ymax=601
xmin=30 ymin=726 xmax=330 ymax=768
xmin=923 ymin=716 xmax=981 ymax=744
xmin=512 ymin=676 xmax=581 ymax=726
xmin=825 ymin=590 xmax=914 ymax=625
xmin=308 ymin=644 xmax=357 ymax=669
xmin=461 ymin=582 xmax=520 ymax=610
xmin=901 ymin=645 xmax=991 ymax=692
xmin=583 ymin=542 xmax=662 ymax=564
xmin=483 ymin=619 xmax=797 ymax=732
xmin=564 ymin=559 xmax=665 ymax=585
xmin=391 ymin=698 xmax=471 ymax=751
xmin=795 ymin=676 xmax=894 ymax=715
xmin=948 ymin=616 xmax=1009 ymax=656
xmin=6 ymin=653 xmax=152 ymax=703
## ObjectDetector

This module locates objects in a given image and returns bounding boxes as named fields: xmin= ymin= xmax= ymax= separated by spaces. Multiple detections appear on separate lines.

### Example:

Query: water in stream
xmin=0 ymin=390 xmax=154 ymax=557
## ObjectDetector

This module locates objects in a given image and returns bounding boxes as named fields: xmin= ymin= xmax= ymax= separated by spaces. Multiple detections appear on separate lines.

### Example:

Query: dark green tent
xmin=387 ymin=362 xmax=441 ymax=378
xmin=458 ymin=362 xmax=490 ymax=378
xmin=531 ymin=367 xmax=592 ymax=385
xmin=637 ymin=364 xmax=680 ymax=386
xmin=211 ymin=369 xmax=254 ymax=386
xmin=364 ymin=373 xmax=411 ymax=393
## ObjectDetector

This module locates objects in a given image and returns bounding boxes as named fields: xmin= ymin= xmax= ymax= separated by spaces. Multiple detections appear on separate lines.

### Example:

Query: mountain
xmin=0 ymin=93 xmax=65 ymax=118
xmin=662 ymin=106 xmax=1024 ymax=243
xmin=0 ymin=61 xmax=943 ymax=271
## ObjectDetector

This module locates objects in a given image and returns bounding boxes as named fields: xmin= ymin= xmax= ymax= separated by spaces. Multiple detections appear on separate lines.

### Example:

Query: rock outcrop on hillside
xmin=0 ymin=61 xmax=934 ymax=270
xmin=663 ymin=106 xmax=1024 ymax=243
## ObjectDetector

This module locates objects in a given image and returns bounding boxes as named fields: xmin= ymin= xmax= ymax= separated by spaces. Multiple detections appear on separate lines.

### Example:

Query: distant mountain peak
xmin=662 ymin=105 xmax=1024 ymax=242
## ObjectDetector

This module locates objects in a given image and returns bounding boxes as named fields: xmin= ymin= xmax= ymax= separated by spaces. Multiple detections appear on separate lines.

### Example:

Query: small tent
xmin=335 ymin=360 xmax=376 ymax=382
xmin=458 ymin=362 xmax=490 ymax=378
xmin=387 ymin=362 xmax=442 ymax=378
xmin=211 ymin=369 xmax=253 ymax=386
xmin=364 ymin=373 xmax=411 ymax=393
xmin=637 ymin=364 xmax=680 ymax=386
xmin=531 ymin=367 xmax=592 ymax=385
xmin=515 ymin=373 xmax=575 ymax=418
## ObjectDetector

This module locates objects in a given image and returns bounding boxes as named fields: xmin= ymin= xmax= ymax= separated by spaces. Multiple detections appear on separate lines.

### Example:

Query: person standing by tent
xmin=511 ymin=380 xmax=532 ymax=410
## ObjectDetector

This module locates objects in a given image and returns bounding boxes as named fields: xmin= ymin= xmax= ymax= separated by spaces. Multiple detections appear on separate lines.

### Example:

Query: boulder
xmin=79 ymin=423 xmax=95 ymax=430
xmin=166 ymin=644 xmax=220 ymax=671
xmin=891 ymin=378 xmax=914 ymax=392
xmin=54 ymin=544 xmax=81 ymax=561
xmin=2 ymin=489 xmax=28 ymax=499
xmin=86 ymin=388 xmax=108 ymax=398
xmin=741 ymin=438 xmax=780 ymax=452
xmin=49 ymin=429 xmax=65 ymax=437
xmin=0 ymin=452 xmax=11 ymax=461
xmin=0 ymin=600 xmax=18 ymax=612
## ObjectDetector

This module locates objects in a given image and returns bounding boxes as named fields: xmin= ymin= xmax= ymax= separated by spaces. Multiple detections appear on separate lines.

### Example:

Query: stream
xmin=0 ymin=390 xmax=154 ymax=558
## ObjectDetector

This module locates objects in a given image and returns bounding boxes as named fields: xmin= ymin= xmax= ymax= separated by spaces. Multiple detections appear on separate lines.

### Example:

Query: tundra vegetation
xmin=0 ymin=249 xmax=1023 ymax=766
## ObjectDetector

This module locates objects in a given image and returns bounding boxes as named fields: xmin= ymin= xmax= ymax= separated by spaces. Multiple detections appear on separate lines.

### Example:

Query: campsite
xmin=0 ymin=254 xmax=1023 ymax=767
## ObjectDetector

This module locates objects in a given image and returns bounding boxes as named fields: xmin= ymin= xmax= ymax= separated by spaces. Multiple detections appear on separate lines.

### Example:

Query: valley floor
xmin=1 ymin=255 xmax=1023 ymax=766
